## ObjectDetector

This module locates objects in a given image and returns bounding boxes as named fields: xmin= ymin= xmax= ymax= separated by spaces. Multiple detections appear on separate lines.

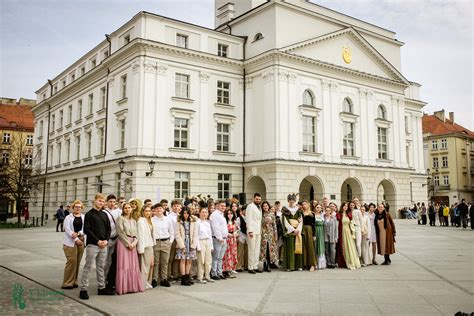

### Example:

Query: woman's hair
xmin=141 ymin=205 xmax=153 ymax=225
xmin=178 ymin=207 xmax=192 ymax=222
xmin=339 ymin=202 xmax=350 ymax=214
xmin=261 ymin=201 xmax=271 ymax=212
xmin=225 ymin=209 xmax=236 ymax=223
xmin=121 ymin=202 xmax=132 ymax=218
xmin=128 ymin=198 xmax=143 ymax=220
xmin=70 ymin=199 xmax=84 ymax=211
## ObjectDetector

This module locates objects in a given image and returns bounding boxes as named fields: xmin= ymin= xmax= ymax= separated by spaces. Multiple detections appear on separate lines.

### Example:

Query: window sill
xmin=85 ymin=114 xmax=93 ymax=120
xmin=213 ymin=151 xmax=236 ymax=156
xmin=376 ymin=158 xmax=393 ymax=163
xmin=26 ymin=143 xmax=33 ymax=147
xmin=56 ymin=127 xmax=63 ymax=133
xmin=49 ymin=131 xmax=55 ymax=136
xmin=83 ymin=157 xmax=92 ymax=162
xmin=47 ymin=166 xmax=53 ymax=171
xmin=117 ymin=98 xmax=128 ymax=105
xmin=169 ymin=147 xmax=195 ymax=153
xmin=62 ymin=162 xmax=71 ymax=167
xmin=172 ymin=97 xmax=194 ymax=103
xmin=96 ymin=108 xmax=106 ymax=115
xmin=214 ymin=103 xmax=234 ymax=109
xmin=299 ymin=151 xmax=322 ymax=157
xmin=65 ymin=123 xmax=72 ymax=129
xmin=72 ymin=159 xmax=81 ymax=164
xmin=114 ymin=148 xmax=127 ymax=154
xmin=340 ymin=155 xmax=360 ymax=160
xmin=95 ymin=154 xmax=105 ymax=159
xmin=75 ymin=119 xmax=82 ymax=125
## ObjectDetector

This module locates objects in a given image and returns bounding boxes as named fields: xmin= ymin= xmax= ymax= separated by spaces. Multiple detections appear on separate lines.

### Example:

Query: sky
xmin=1 ymin=0 xmax=472 ymax=129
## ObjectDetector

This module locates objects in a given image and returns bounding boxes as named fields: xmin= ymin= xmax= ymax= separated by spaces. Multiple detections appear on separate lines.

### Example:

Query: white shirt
xmin=137 ymin=218 xmax=156 ymax=254
xmin=210 ymin=210 xmax=228 ymax=242
xmin=151 ymin=215 xmax=174 ymax=242
xmin=104 ymin=208 xmax=121 ymax=238
xmin=63 ymin=214 xmax=85 ymax=247
xmin=246 ymin=202 xmax=262 ymax=235
xmin=197 ymin=219 xmax=214 ymax=251
xmin=352 ymin=208 xmax=363 ymax=227
xmin=168 ymin=211 xmax=178 ymax=237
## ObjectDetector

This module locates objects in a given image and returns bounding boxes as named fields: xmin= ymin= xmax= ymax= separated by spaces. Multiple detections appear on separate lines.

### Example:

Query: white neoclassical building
xmin=31 ymin=0 xmax=427 ymax=220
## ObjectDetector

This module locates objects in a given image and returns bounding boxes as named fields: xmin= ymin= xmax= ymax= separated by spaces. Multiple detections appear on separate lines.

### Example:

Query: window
xmin=98 ymin=127 xmax=104 ymax=155
xmin=88 ymin=94 xmax=94 ymax=115
xmin=63 ymin=180 xmax=68 ymax=202
xmin=86 ymin=131 xmax=92 ymax=158
xmin=433 ymin=157 xmax=439 ymax=168
xmin=48 ymin=144 xmax=53 ymax=167
xmin=39 ymin=121 xmax=43 ymax=137
xmin=120 ymin=75 xmax=127 ymax=99
xmin=57 ymin=142 xmax=62 ymax=165
xmin=175 ymin=73 xmax=189 ymax=98
xmin=91 ymin=59 xmax=96 ymax=68
xmin=174 ymin=172 xmax=189 ymax=198
xmin=2 ymin=133 xmax=10 ymax=144
xmin=303 ymin=89 xmax=315 ymax=106
xmin=123 ymin=34 xmax=130 ymax=45
xmin=404 ymin=116 xmax=409 ymax=133
xmin=54 ymin=182 xmax=59 ymax=202
xmin=68 ymin=105 xmax=72 ymax=124
xmin=46 ymin=183 xmax=50 ymax=203
xmin=441 ymin=139 xmax=447 ymax=149
xmin=72 ymin=179 xmax=77 ymax=199
xmin=54 ymin=85 xmax=58 ymax=93
xmin=77 ymin=99 xmax=83 ymax=119
xmin=100 ymin=87 xmax=106 ymax=109
xmin=103 ymin=50 xmax=109 ymax=59
xmin=66 ymin=139 xmax=70 ymax=162
xmin=62 ymin=79 xmax=67 ymax=87
xmin=80 ymin=66 xmax=85 ymax=76
xmin=26 ymin=135 xmax=33 ymax=145
xmin=253 ymin=33 xmax=263 ymax=41
xmin=377 ymin=127 xmax=388 ymax=159
xmin=217 ymin=81 xmax=230 ymax=104
xmin=174 ymin=118 xmax=188 ymax=148
xmin=218 ymin=174 xmax=231 ymax=199
xmin=2 ymin=152 xmax=9 ymax=164
xmin=119 ymin=119 xmax=126 ymax=149
xmin=83 ymin=178 xmax=89 ymax=202
xmin=343 ymin=97 xmax=353 ymax=113
xmin=432 ymin=140 xmax=438 ymax=150
xmin=51 ymin=114 xmax=55 ymax=131
xmin=442 ymin=156 xmax=448 ymax=168
xmin=343 ymin=122 xmax=354 ymax=156
xmin=217 ymin=43 xmax=228 ymax=57
xmin=75 ymin=135 xmax=81 ymax=161
xmin=302 ymin=116 xmax=316 ymax=153
xmin=406 ymin=143 xmax=410 ymax=166
xmin=433 ymin=175 xmax=440 ymax=187
xmin=377 ymin=105 xmax=386 ymax=120
xmin=176 ymin=34 xmax=188 ymax=48
xmin=71 ymin=73 xmax=75 ymax=81
xmin=443 ymin=175 xmax=449 ymax=186
xmin=59 ymin=110 xmax=63 ymax=128
xmin=24 ymin=154 xmax=33 ymax=166
xmin=216 ymin=123 xmax=230 ymax=152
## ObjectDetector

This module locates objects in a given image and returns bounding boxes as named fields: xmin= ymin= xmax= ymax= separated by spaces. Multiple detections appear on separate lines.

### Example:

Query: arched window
xmin=377 ymin=104 xmax=386 ymax=120
xmin=253 ymin=33 xmax=264 ymax=41
xmin=302 ymin=89 xmax=315 ymax=106
xmin=343 ymin=97 xmax=353 ymax=113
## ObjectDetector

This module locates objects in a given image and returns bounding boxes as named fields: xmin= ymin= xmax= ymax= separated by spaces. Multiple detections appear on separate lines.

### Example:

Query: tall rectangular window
xmin=75 ymin=135 xmax=81 ymax=161
xmin=63 ymin=180 xmax=68 ymax=202
xmin=119 ymin=119 xmax=126 ymax=149
xmin=54 ymin=182 xmax=59 ymax=203
xmin=2 ymin=152 xmax=9 ymax=164
xmin=302 ymin=116 xmax=316 ymax=153
xmin=432 ymin=140 xmax=438 ymax=150
xmin=216 ymin=123 xmax=230 ymax=152
xmin=39 ymin=120 xmax=43 ymax=137
xmin=176 ymin=34 xmax=188 ymax=48
xmin=59 ymin=110 xmax=63 ymax=128
xmin=217 ymin=81 xmax=230 ymax=104
xmin=26 ymin=135 xmax=33 ymax=145
xmin=91 ymin=59 xmax=96 ymax=68
xmin=433 ymin=157 xmax=439 ymax=168
xmin=174 ymin=172 xmax=189 ymax=198
xmin=83 ymin=177 xmax=89 ymax=202
xmin=68 ymin=105 xmax=73 ymax=124
xmin=72 ymin=179 xmax=77 ymax=199
xmin=442 ymin=156 xmax=448 ymax=168
xmin=121 ymin=75 xmax=127 ymax=99
xmin=24 ymin=154 xmax=33 ymax=165
xmin=77 ymin=99 xmax=82 ymax=120
xmin=433 ymin=175 xmax=439 ymax=187
xmin=343 ymin=122 xmax=354 ymax=156
xmin=174 ymin=118 xmax=188 ymax=148
xmin=175 ymin=73 xmax=189 ymax=98
xmin=88 ymin=94 xmax=94 ymax=115
xmin=98 ymin=127 xmax=104 ymax=155
xmin=57 ymin=142 xmax=62 ymax=165
xmin=86 ymin=131 xmax=92 ymax=158
xmin=377 ymin=127 xmax=388 ymax=159
xmin=100 ymin=87 xmax=106 ymax=109
xmin=217 ymin=43 xmax=228 ymax=57
xmin=51 ymin=114 xmax=55 ymax=131
xmin=406 ymin=143 xmax=410 ymax=166
xmin=441 ymin=139 xmax=447 ymax=149
xmin=66 ymin=139 xmax=70 ymax=162
xmin=404 ymin=116 xmax=409 ymax=133
xmin=218 ymin=174 xmax=231 ymax=199
xmin=46 ymin=183 xmax=50 ymax=203
xmin=443 ymin=175 xmax=449 ymax=185
xmin=48 ymin=145 xmax=53 ymax=167
xmin=2 ymin=133 xmax=10 ymax=144
xmin=80 ymin=66 xmax=85 ymax=76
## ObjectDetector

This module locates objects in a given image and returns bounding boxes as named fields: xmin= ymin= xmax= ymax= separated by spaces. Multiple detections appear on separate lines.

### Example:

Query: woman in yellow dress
xmin=339 ymin=202 xmax=361 ymax=270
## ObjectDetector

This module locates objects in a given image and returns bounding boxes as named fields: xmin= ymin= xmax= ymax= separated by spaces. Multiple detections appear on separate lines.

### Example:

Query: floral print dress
xmin=223 ymin=222 xmax=238 ymax=271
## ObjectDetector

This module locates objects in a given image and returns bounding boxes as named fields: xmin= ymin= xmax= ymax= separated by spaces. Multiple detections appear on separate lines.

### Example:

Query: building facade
xmin=31 ymin=0 xmax=427 ymax=220
xmin=0 ymin=97 xmax=36 ymax=217
xmin=422 ymin=110 xmax=474 ymax=205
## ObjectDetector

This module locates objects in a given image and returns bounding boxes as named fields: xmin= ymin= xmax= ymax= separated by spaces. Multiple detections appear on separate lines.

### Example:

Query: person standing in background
xmin=62 ymin=200 xmax=85 ymax=289
xmin=458 ymin=199 xmax=469 ymax=229
xmin=235 ymin=205 xmax=248 ymax=272
xmin=103 ymin=194 xmax=121 ymax=292
xmin=137 ymin=205 xmax=155 ymax=290
xmin=56 ymin=205 xmax=66 ymax=232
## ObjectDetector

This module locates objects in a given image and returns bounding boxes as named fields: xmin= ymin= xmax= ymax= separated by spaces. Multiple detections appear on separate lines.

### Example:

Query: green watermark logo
xmin=12 ymin=283 xmax=26 ymax=310
xmin=12 ymin=282 xmax=64 ymax=310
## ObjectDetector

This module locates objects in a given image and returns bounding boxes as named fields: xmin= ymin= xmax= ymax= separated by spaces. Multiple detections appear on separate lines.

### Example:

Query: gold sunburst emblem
xmin=342 ymin=46 xmax=352 ymax=64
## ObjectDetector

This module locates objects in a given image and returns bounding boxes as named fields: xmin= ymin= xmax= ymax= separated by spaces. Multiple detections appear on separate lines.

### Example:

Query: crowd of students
xmin=60 ymin=192 xmax=396 ymax=300
xmin=406 ymin=199 xmax=474 ymax=229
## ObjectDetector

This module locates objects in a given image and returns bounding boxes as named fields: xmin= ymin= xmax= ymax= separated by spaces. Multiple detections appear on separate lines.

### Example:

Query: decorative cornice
xmin=262 ymin=71 xmax=274 ymax=83
xmin=200 ymin=72 xmax=210 ymax=82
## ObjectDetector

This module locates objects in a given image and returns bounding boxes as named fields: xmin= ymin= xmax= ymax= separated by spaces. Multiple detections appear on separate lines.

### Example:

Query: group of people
xmin=60 ymin=192 xmax=397 ymax=300
xmin=408 ymin=199 xmax=474 ymax=229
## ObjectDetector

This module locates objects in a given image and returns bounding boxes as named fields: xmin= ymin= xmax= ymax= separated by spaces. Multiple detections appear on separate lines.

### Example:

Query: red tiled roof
xmin=0 ymin=103 xmax=34 ymax=132
xmin=422 ymin=114 xmax=474 ymax=138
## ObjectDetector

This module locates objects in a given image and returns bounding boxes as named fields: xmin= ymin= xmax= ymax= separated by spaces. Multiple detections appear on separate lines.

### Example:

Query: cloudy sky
xmin=1 ymin=0 xmax=472 ymax=129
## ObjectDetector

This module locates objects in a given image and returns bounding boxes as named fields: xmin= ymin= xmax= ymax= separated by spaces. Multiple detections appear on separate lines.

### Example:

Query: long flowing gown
xmin=342 ymin=214 xmax=361 ymax=270
xmin=223 ymin=222 xmax=238 ymax=271
xmin=302 ymin=213 xmax=316 ymax=268
xmin=314 ymin=215 xmax=326 ymax=269
xmin=260 ymin=211 xmax=279 ymax=264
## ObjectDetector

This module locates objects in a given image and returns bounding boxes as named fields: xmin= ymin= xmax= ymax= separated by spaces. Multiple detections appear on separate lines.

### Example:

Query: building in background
xmin=0 ymin=97 xmax=36 ymax=219
xmin=31 ymin=0 xmax=428 ymax=222
xmin=422 ymin=110 xmax=474 ymax=205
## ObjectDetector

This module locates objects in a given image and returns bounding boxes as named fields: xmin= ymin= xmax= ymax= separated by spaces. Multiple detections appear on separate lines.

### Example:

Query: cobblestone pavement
xmin=0 ymin=266 xmax=104 ymax=315
xmin=0 ymin=220 xmax=473 ymax=315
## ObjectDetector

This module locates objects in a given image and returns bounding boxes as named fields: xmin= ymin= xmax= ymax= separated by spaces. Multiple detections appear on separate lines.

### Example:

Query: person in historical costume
xmin=222 ymin=209 xmax=238 ymax=278
xmin=374 ymin=203 xmax=396 ymax=265
xmin=336 ymin=202 xmax=361 ymax=270
xmin=281 ymin=194 xmax=303 ymax=271
xmin=359 ymin=204 xmax=372 ymax=266
xmin=235 ymin=205 xmax=248 ymax=272
xmin=314 ymin=204 xmax=326 ymax=269
xmin=368 ymin=203 xmax=378 ymax=265
xmin=259 ymin=201 xmax=278 ymax=272
xmin=301 ymin=200 xmax=316 ymax=271
xmin=350 ymin=200 xmax=363 ymax=259
xmin=323 ymin=206 xmax=338 ymax=269
xmin=274 ymin=201 xmax=284 ymax=265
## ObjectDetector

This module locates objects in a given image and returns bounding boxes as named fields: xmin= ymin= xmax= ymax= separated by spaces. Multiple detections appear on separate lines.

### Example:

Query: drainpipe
xmin=242 ymin=36 xmax=248 ymax=195
xmin=40 ymin=80 xmax=53 ymax=226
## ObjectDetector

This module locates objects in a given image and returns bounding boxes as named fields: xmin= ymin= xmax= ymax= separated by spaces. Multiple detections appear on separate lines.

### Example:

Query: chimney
xmin=434 ymin=109 xmax=445 ymax=122
xmin=448 ymin=112 xmax=454 ymax=124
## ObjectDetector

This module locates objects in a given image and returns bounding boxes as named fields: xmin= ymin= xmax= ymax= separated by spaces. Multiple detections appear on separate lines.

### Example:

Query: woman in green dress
xmin=301 ymin=200 xmax=316 ymax=271
xmin=314 ymin=204 xmax=326 ymax=269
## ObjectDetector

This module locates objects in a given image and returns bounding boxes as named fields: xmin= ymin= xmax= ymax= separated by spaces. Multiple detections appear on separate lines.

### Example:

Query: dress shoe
xmin=73 ymin=284 xmax=78 ymax=288
xmin=79 ymin=291 xmax=89 ymax=300
xmin=248 ymin=270 xmax=256 ymax=274
xmin=219 ymin=275 xmax=227 ymax=280
xmin=205 ymin=278 xmax=215 ymax=283
xmin=211 ymin=275 xmax=220 ymax=281
xmin=160 ymin=279 xmax=171 ymax=287
xmin=255 ymin=269 xmax=263 ymax=273
xmin=151 ymin=280 xmax=158 ymax=288
xmin=61 ymin=286 xmax=73 ymax=290
xmin=98 ymin=288 xmax=115 ymax=295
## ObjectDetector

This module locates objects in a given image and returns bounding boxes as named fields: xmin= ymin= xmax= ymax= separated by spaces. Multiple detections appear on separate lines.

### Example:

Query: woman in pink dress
xmin=222 ymin=208 xmax=238 ymax=278
xmin=115 ymin=202 xmax=144 ymax=295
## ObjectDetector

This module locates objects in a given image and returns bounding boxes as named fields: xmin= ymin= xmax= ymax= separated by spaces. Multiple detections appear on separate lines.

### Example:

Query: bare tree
xmin=0 ymin=133 xmax=43 ymax=224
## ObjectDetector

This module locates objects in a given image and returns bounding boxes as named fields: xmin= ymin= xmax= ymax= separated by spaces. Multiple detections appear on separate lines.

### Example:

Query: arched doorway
xmin=340 ymin=178 xmax=362 ymax=202
xmin=299 ymin=176 xmax=324 ymax=202
xmin=377 ymin=179 xmax=396 ymax=212
xmin=246 ymin=176 xmax=267 ymax=203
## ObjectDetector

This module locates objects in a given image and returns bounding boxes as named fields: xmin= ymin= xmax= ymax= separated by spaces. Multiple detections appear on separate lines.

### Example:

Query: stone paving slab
xmin=0 ymin=220 xmax=473 ymax=315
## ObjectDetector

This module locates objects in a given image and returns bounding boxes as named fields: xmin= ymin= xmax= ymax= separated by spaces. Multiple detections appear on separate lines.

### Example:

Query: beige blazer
xmin=175 ymin=219 xmax=199 ymax=250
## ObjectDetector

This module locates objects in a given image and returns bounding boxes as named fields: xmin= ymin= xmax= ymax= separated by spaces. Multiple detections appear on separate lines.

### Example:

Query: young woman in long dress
xmin=259 ymin=201 xmax=278 ymax=272
xmin=314 ymin=204 xmax=326 ymax=269
xmin=337 ymin=202 xmax=361 ymax=270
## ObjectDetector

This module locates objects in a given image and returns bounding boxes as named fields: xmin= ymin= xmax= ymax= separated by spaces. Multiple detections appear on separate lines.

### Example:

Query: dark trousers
xmin=106 ymin=248 xmax=117 ymax=289
xmin=461 ymin=215 xmax=468 ymax=229
xmin=429 ymin=214 xmax=435 ymax=226
xmin=444 ymin=216 xmax=449 ymax=227
xmin=421 ymin=215 xmax=427 ymax=225
xmin=56 ymin=219 xmax=64 ymax=232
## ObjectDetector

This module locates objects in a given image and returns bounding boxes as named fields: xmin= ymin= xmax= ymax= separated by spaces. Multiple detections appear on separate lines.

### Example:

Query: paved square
xmin=0 ymin=220 xmax=472 ymax=315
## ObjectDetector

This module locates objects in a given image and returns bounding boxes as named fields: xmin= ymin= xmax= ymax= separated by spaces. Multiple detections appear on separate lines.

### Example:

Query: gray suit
xmin=323 ymin=217 xmax=338 ymax=266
